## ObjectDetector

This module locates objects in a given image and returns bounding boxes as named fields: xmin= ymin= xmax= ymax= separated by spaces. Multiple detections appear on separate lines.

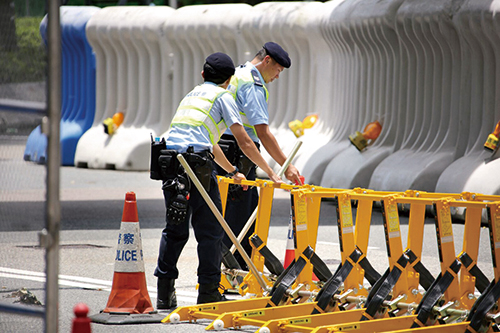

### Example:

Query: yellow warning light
xmin=103 ymin=112 xmax=124 ymax=135
xmin=288 ymin=114 xmax=319 ymax=138
xmin=484 ymin=120 xmax=500 ymax=152
xmin=349 ymin=120 xmax=382 ymax=151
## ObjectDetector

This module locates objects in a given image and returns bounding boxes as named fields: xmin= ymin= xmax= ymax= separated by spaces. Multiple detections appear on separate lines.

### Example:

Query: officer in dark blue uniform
xmin=154 ymin=52 xmax=281 ymax=309
xmin=216 ymin=42 xmax=303 ymax=270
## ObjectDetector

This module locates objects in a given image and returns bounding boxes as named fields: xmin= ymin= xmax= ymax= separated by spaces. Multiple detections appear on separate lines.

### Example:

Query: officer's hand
xmin=232 ymin=172 xmax=249 ymax=191
xmin=269 ymin=173 xmax=283 ymax=184
xmin=285 ymin=164 xmax=302 ymax=185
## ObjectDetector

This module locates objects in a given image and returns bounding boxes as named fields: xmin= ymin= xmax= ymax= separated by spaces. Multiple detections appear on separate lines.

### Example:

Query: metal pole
xmin=229 ymin=140 xmax=303 ymax=254
xmin=168 ymin=0 xmax=177 ymax=9
xmin=43 ymin=0 xmax=61 ymax=331
xmin=177 ymin=155 xmax=269 ymax=292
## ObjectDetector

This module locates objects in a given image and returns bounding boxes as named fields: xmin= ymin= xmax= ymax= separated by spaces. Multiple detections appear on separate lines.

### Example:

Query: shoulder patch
xmin=251 ymin=69 xmax=263 ymax=87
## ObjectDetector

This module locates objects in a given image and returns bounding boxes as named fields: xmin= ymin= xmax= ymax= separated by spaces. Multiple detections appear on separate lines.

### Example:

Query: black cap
xmin=263 ymin=42 xmax=291 ymax=68
xmin=204 ymin=52 xmax=235 ymax=81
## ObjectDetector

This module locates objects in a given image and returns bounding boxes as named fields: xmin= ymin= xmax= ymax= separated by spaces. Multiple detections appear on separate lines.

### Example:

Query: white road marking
xmin=0 ymin=267 xmax=211 ymax=303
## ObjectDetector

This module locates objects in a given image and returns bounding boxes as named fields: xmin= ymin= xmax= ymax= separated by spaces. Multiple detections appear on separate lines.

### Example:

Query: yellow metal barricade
xmin=162 ymin=178 xmax=500 ymax=332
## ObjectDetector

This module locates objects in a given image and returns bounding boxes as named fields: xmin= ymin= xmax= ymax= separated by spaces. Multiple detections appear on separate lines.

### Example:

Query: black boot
xmin=197 ymin=283 xmax=228 ymax=304
xmin=157 ymin=278 xmax=177 ymax=310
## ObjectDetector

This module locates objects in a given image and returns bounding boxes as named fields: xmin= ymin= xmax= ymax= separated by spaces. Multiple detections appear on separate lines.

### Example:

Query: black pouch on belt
xmin=218 ymin=139 xmax=238 ymax=165
xmin=150 ymin=136 xmax=166 ymax=180
xmin=158 ymin=149 xmax=179 ymax=180
xmin=237 ymin=140 xmax=259 ymax=177
xmin=238 ymin=154 xmax=255 ymax=177
xmin=184 ymin=147 xmax=213 ymax=192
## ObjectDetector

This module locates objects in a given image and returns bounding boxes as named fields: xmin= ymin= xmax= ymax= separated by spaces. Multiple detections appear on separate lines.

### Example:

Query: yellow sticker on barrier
xmin=495 ymin=212 xmax=500 ymax=243
xmin=341 ymin=198 xmax=353 ymax=230
xmin=440 ymin=208 xmax=453 ymax=238
xmin=243 ymin=310 xmax=264 ymax=317
xmin=288 ymin=318 xmax=311 ymax=325
xmin=333 ymin=323 xmax=359 ymax=331
xmin=296 ymin=196 xmax=308 ymax=231
xmin=198 ymin=305 xmax=218 ymax=311
xmin=387 ymin=203 xmax=399 ymax=233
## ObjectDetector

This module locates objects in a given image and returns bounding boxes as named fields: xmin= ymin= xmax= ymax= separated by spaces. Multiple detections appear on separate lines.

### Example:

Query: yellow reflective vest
xmin=171 ymin=84 xmax=230 ymax=145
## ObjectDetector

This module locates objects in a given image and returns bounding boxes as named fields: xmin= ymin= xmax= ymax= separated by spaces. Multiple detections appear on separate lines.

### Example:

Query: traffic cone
xmin=90 ymin=192 xmax=163 ymax=324
xmin=283 ymin=215 xmax=295 ymax=269
xmin=284 ymin=177 xmax=319 ymax=281
xmin=284 ymin=176 xmax=305 ymax=269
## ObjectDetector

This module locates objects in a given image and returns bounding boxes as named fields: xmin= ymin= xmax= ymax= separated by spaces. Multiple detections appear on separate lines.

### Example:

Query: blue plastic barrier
xmin=24 ymin=6 xmax=99 ymax=165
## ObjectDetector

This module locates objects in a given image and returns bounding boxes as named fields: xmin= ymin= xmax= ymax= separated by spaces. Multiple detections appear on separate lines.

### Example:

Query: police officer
xmin=154 ymin=52 xmax=281 ymax=309
xmin=216 ymin=42 xmax=302 ymax=270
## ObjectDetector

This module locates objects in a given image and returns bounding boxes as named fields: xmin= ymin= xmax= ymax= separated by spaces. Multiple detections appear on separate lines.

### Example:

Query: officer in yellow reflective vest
xmin=216 ymin=42 xmax=302 ymax=270
xmin=154 ymin=52 xmax=281 ymax=308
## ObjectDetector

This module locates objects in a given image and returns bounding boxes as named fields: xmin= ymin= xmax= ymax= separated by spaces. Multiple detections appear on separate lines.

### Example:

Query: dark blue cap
xmin=263 ymin=42 xmax=291 ymax=68
xmin=205 ymin=52 xmax=235 ymax=78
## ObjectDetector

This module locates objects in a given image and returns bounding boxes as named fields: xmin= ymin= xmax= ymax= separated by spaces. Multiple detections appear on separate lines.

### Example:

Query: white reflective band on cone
xmin=114 ymin=222 xmax=145 ymax=273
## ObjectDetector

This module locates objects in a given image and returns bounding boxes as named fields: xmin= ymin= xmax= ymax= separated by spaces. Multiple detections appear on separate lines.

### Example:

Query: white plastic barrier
xmin=269 ymin=1 xmax=346 ymax=181
xmin=299 ymin=0 xmax=358 ymax=185
xmin=72 ymin=1 xmax=500 ymax=196
xmin=75 ymin=6 xmax=175 ymax=170
xmin=368 ymin=0 xmax=462 ymax=192
xmin=320 ymin=0 xmax=403 ymax=189
xmin=159 ymin=3 xmax=252 ymax=140
xmin=435 ymin=0 xmax=500 ymax=196
xmin=237 ymin=2 xmax=303 ymax=172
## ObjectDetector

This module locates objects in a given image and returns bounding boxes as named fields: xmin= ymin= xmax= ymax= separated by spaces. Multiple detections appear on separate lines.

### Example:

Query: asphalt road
xmin=0 ymin=132 xmax=496 ymax=333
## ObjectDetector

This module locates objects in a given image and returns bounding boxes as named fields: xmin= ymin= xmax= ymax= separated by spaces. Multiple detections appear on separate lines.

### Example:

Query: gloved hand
xmin=167 ymin=193 xmax=189 ymax=225
xmin=228 ymin=184 xmax=244 ymax=202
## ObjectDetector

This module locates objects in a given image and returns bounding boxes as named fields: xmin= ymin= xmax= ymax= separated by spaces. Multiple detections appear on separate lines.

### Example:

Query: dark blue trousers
xmin=154 ymin=170 xmax=223 ymax=285
xmin=219 ymin=167 xmax=259 ymax=270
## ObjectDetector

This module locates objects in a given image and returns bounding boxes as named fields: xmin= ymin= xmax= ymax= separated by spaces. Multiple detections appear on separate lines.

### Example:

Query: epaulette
xmin=251 ymin=69 xmax=263 ymax=87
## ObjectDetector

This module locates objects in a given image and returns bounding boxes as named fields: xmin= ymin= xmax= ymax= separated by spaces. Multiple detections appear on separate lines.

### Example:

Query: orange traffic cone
xmin=284 ymin=176 xmax=304 ymax=269
xmin=283 ymin=215 xmax=295 ymax=269
xmin=284 ymin=177 xmax=319 ymax=281
xmin=90 ymin=192 xmax=163 ymax=324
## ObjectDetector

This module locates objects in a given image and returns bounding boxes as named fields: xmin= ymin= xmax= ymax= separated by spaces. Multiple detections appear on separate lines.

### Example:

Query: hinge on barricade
xmin=405 ymin=249 xmax=435 ymax=291
xmin=266 ymin=246 xmax=315 ymax=307
xmin=312 ymin=247 xmax=364 ymax=314
xmin=359 ymin=256 xmax=381 ymax=286
xmin=310 ymin=252 xmax=333 ymax=282
xmin=250 ymin=234 xmax=284 ymax=276
xmin=221 ymin=243 xmax=244 ymax=287
xmin=360 ymin=253 xmax=409 ymax=321
xmin=411 ymin=258 xmax=462 ymax=328
xmin=459 ymin=251 xmax=490 ymax=294
xmin=466 ymin=278 xmax=500 ymax=333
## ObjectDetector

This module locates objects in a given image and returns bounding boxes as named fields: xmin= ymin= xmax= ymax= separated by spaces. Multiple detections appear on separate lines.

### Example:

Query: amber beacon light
xmin=103 ymin=112 xmax=124 ymax=135
xmin=484 ymin=120 xmax=500 ymax=152
xmin=288 ymin=114 xmax=319 ymax=138
xmin=349 ymin=120 xmax=382 ymax=152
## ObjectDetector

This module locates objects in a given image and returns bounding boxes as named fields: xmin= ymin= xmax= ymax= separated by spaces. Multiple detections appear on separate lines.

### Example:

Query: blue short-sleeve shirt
xmin=226 ymin=62 xmax=269 ymax=143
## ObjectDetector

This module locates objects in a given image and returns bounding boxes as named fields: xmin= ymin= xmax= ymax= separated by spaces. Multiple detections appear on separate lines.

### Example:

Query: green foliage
xmin=0 ymin=17 xmax=46 ymax=84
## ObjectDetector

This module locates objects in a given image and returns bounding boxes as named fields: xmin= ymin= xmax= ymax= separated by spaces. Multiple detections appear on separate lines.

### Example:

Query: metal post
xmin=168 ymin=0 xmax=177 ymax=9
xmin=44 ymin=0 xmax=61 ymax=331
